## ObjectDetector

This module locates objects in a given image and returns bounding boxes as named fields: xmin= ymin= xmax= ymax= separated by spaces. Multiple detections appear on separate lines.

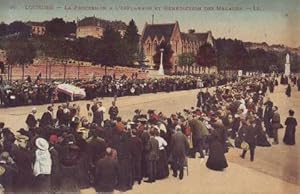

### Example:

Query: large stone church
xmin=140 ymin=21 xmax=215 ymax=72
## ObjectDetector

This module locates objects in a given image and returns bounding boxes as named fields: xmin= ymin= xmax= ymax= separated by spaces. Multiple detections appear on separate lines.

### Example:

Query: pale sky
xmin=0 ymin=0 xmax=299 ymax=48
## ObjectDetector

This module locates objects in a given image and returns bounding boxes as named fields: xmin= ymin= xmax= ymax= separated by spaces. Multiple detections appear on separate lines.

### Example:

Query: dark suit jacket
xmin=26 ymin=114 xmax=37 ymax=128
xmin=95 ymin=157 xmax=119 ymax=192
xmin=171 ymin=132 xmax=189 ymax=159
xmin=39 ymin=112 xmax=53 ymax=128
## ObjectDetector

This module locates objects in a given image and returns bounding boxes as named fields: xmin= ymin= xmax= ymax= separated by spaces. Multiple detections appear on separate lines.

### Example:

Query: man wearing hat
xmin=10 ymin=134 xmax=33 ymax=192
xmin=0 ymin=152 xmax=18 ymax=192
xmin=144 ymin=129 xmax=159 ymax=183
xmin=95 ymin=147 xmax=119 ymax=194
xmin=132 ymin=109 xmax=142 ymax=123
xmin=108 ymin=101 xmax=119 ymax=121
xmin=170 ymin=125 xmax=189 ymax=180
xmin=240 ymin=119 xmax=258 ymax=161
xmin=39 ymin=106 xmax=54 ymax=128
xmin=25 ymin=108 xmax=38 ymax=129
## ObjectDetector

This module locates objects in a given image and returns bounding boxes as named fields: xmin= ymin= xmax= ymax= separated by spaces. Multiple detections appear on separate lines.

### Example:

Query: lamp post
xmin=63 ymin=60 xmax=67 ymax=82
xmin=158 ymin=48 xmax=164 ymax=75
xmin=49 ymin=59 xmax=52 ymax=81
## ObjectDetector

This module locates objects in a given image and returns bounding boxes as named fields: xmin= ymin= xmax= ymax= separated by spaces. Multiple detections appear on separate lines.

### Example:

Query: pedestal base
xmin=285 ymin=63 xmax=290 ymax=76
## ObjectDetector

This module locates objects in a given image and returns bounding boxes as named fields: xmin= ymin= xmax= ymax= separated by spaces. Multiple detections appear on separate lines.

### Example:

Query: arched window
xmin=154 ymin=40 xmax=158 ymax=51
xmin=147 ymin=40 xmax=151 ymax=55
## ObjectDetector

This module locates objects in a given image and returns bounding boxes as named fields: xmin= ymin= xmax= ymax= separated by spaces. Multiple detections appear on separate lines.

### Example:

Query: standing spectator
xmin=0 ymin=152 xmax=18 ymax=192
xmin=95 ymin=148 xmax=119 ymax=194
xmin=93 ymin=102 xmax=105 ymax=127
xmin=206 ymin=129 xmax=228 ymax=170
xmin=39 ymin=106 xmax=54 ymax=128
xmin=129 ymin=129 xmax=143 ymax=184
xmin=154 ymin=129 xmax=168 ymax=179
xmin=283 ymin=110 xmax=297 ymax=145
xmin=263 ymin=98 xmax=273 ymax=138
xmin=144 ymin=129 xmax=159 ymax=183
xmin=196 ymin=89 xmax=205 ymax=108
xmin=271 ymin=106 xmax=281 ymax=145
xmin=170 ymin=125 xmax=189 ymax=180
xmin=56 ymin=105 xmax=64 ymax=125
xmin=297 ymin=77 xmax=300 ymax=91
xmin=240 ymin=119 xmax=258 ymax=161
xmin=25 ymin=108 xmax=38 ymax=129
xmin=108 ymin=101 xmax=119 ymax=121
xmin=286 ymin=84 xmax=291 ymax=97
xmin=188 ymin=117 xmax=209 ymax=159
xmin=33 ymin=137 xmax=52 ymax=193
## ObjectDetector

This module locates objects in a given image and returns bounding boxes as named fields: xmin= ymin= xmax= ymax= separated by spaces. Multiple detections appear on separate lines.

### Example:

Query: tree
xmin=6 ymin=39 xmax=36 ymax=80
xmin=7 ymin=21 xmax=31 ymax=37
xmin=101 ymin=26 xmax=125 ymax=66
xmin=124 ymin=19 xmax=139 ymax=64
xmin=0 ymin=22 xmax=8 ymax=37
xmin=178 ymin=53 xmax=196 ymax=74
xmin=196 ymin=43 xmax=217 ymax=73
xmin=137 ymin=47 xmax=146 ymax=65
xmin=153 ymin=41 xmax=174 ymax=70
xmin=45 ymin=18 xmax=75 ymax=37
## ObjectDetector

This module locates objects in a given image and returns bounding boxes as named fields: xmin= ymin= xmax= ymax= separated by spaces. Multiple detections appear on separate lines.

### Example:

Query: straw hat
xmin=35 ymin=137 xmax=49 ymax=151
xmin=241 ymin=141 xmax=249 ymax=151
xmin=0 ymin=166 xmax=5 ymax=176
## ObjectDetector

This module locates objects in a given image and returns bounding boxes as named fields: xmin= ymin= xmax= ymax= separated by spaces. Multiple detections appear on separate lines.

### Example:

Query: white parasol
xmin=57 ymin=83 xmax=86 ymax=100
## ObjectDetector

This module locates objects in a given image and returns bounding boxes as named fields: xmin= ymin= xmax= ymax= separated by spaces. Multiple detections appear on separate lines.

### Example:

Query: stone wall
xmin=8 ymin=64 xmax=147 ymax=80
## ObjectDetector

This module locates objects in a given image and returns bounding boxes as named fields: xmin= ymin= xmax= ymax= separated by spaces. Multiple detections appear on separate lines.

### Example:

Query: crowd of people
xmin=0 ymin=74 xmax=298 ymax=194
xmin=0 ymin=74 xmax=234 ymax=107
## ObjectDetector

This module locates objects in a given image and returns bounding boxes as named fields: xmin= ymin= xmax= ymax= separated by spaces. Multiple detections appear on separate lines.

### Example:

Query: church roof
xmin=141 ymin=23 xmax=176 ymax=42
xmin=181 ymin=32 xmax=209 ymax=42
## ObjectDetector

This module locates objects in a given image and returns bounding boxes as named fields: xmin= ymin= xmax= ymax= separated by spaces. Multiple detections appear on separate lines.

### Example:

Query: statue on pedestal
xmin=285 ymin=53 xmax=291 ymax=76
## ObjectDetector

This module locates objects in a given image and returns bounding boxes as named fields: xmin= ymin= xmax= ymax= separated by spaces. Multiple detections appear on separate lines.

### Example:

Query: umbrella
xmin=57 ymin=83 xmax=86 ymax=99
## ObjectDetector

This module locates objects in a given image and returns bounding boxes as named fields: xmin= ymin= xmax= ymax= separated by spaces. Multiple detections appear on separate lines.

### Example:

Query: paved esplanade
xmin=0 ymin=82 xmax=299 ymax=194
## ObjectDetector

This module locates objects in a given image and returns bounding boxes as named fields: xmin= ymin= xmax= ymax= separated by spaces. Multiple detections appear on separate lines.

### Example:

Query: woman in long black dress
xmin=285 ymin=84 xmax=291 ymax=97
xmin=283 ymin=110 xmax=297 ymax=145
xmin=206 ymin=129 xmax=228 ymax=171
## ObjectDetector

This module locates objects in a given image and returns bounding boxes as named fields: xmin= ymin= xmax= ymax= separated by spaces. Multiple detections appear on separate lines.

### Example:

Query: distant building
xmin=140 ymin=21 xmax=215 ymax=72
xmin=27 ymin=22 xmax=46 ymax=36
xmin=0 ymin=49 xmax=6 ymax=63
xmin=76 ymin=17 xmax=127 ymax=39
xmin=0 ymin=49 xmax=7 ymax=74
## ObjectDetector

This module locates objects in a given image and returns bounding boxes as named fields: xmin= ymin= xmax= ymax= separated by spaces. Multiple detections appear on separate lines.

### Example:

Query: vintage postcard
xmin=0 ymin=0 xmax=299 ymax=194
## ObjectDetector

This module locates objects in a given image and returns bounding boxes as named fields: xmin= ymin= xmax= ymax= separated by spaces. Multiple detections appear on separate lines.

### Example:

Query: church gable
xmin=141 ymin=23 xmax=176 ymax=44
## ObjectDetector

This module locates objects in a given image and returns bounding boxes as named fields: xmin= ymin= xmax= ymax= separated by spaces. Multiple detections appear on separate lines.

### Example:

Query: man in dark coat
xmin=263 ymin=98 xmax=273 ymax=138
xmin=56 ymin=105 xmax=64 ymax=125
xmin=188 ymin=117 xmax=209 ymax=159
xmin=10 ymin=135 xmax=34 ymax=192
xmin=144 ymin=129 xmax=159 ymax=183
xmin=86 ymin=129 xmax=107 ymax=170
xmin=170 ymin=126 xmax=189 ymax=180
xmin=0 ymin=152 xmax=18 ymax=192
xmin=129 ymin=129 xmax=143 ymax=184
xmin=115 ymin=131 xmax=134 ymax=191
xmin=271 ymin=106 xmax=281 ymax=145
xmin=95 ymin=148 xmax=119 ymax=194
xmin=240 ymin=120 xmax=258 ymax=161
xmin=25 ymin=108 xmax=38 ymax=129
xmin=297 ymin=77 xmax=300 ymax=91
xmin=39 ymin=106 xmax=54 ymax=128
xmin=196 ymin=89 xmax=205 ymax=108
xmin=108 ymin=101 xmax=119 ymax=121
xmin=93 ymin=102 xmax=105 ymax=127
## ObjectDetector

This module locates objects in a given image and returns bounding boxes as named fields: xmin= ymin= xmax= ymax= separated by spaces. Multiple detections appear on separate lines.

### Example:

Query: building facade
xmin=140 ymin=21 xmax=215 ymax=72
xmin=27 ymin=22 xmax=46 ymax=36
xmin=76 ymin=17 xmax=127 ymax=39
